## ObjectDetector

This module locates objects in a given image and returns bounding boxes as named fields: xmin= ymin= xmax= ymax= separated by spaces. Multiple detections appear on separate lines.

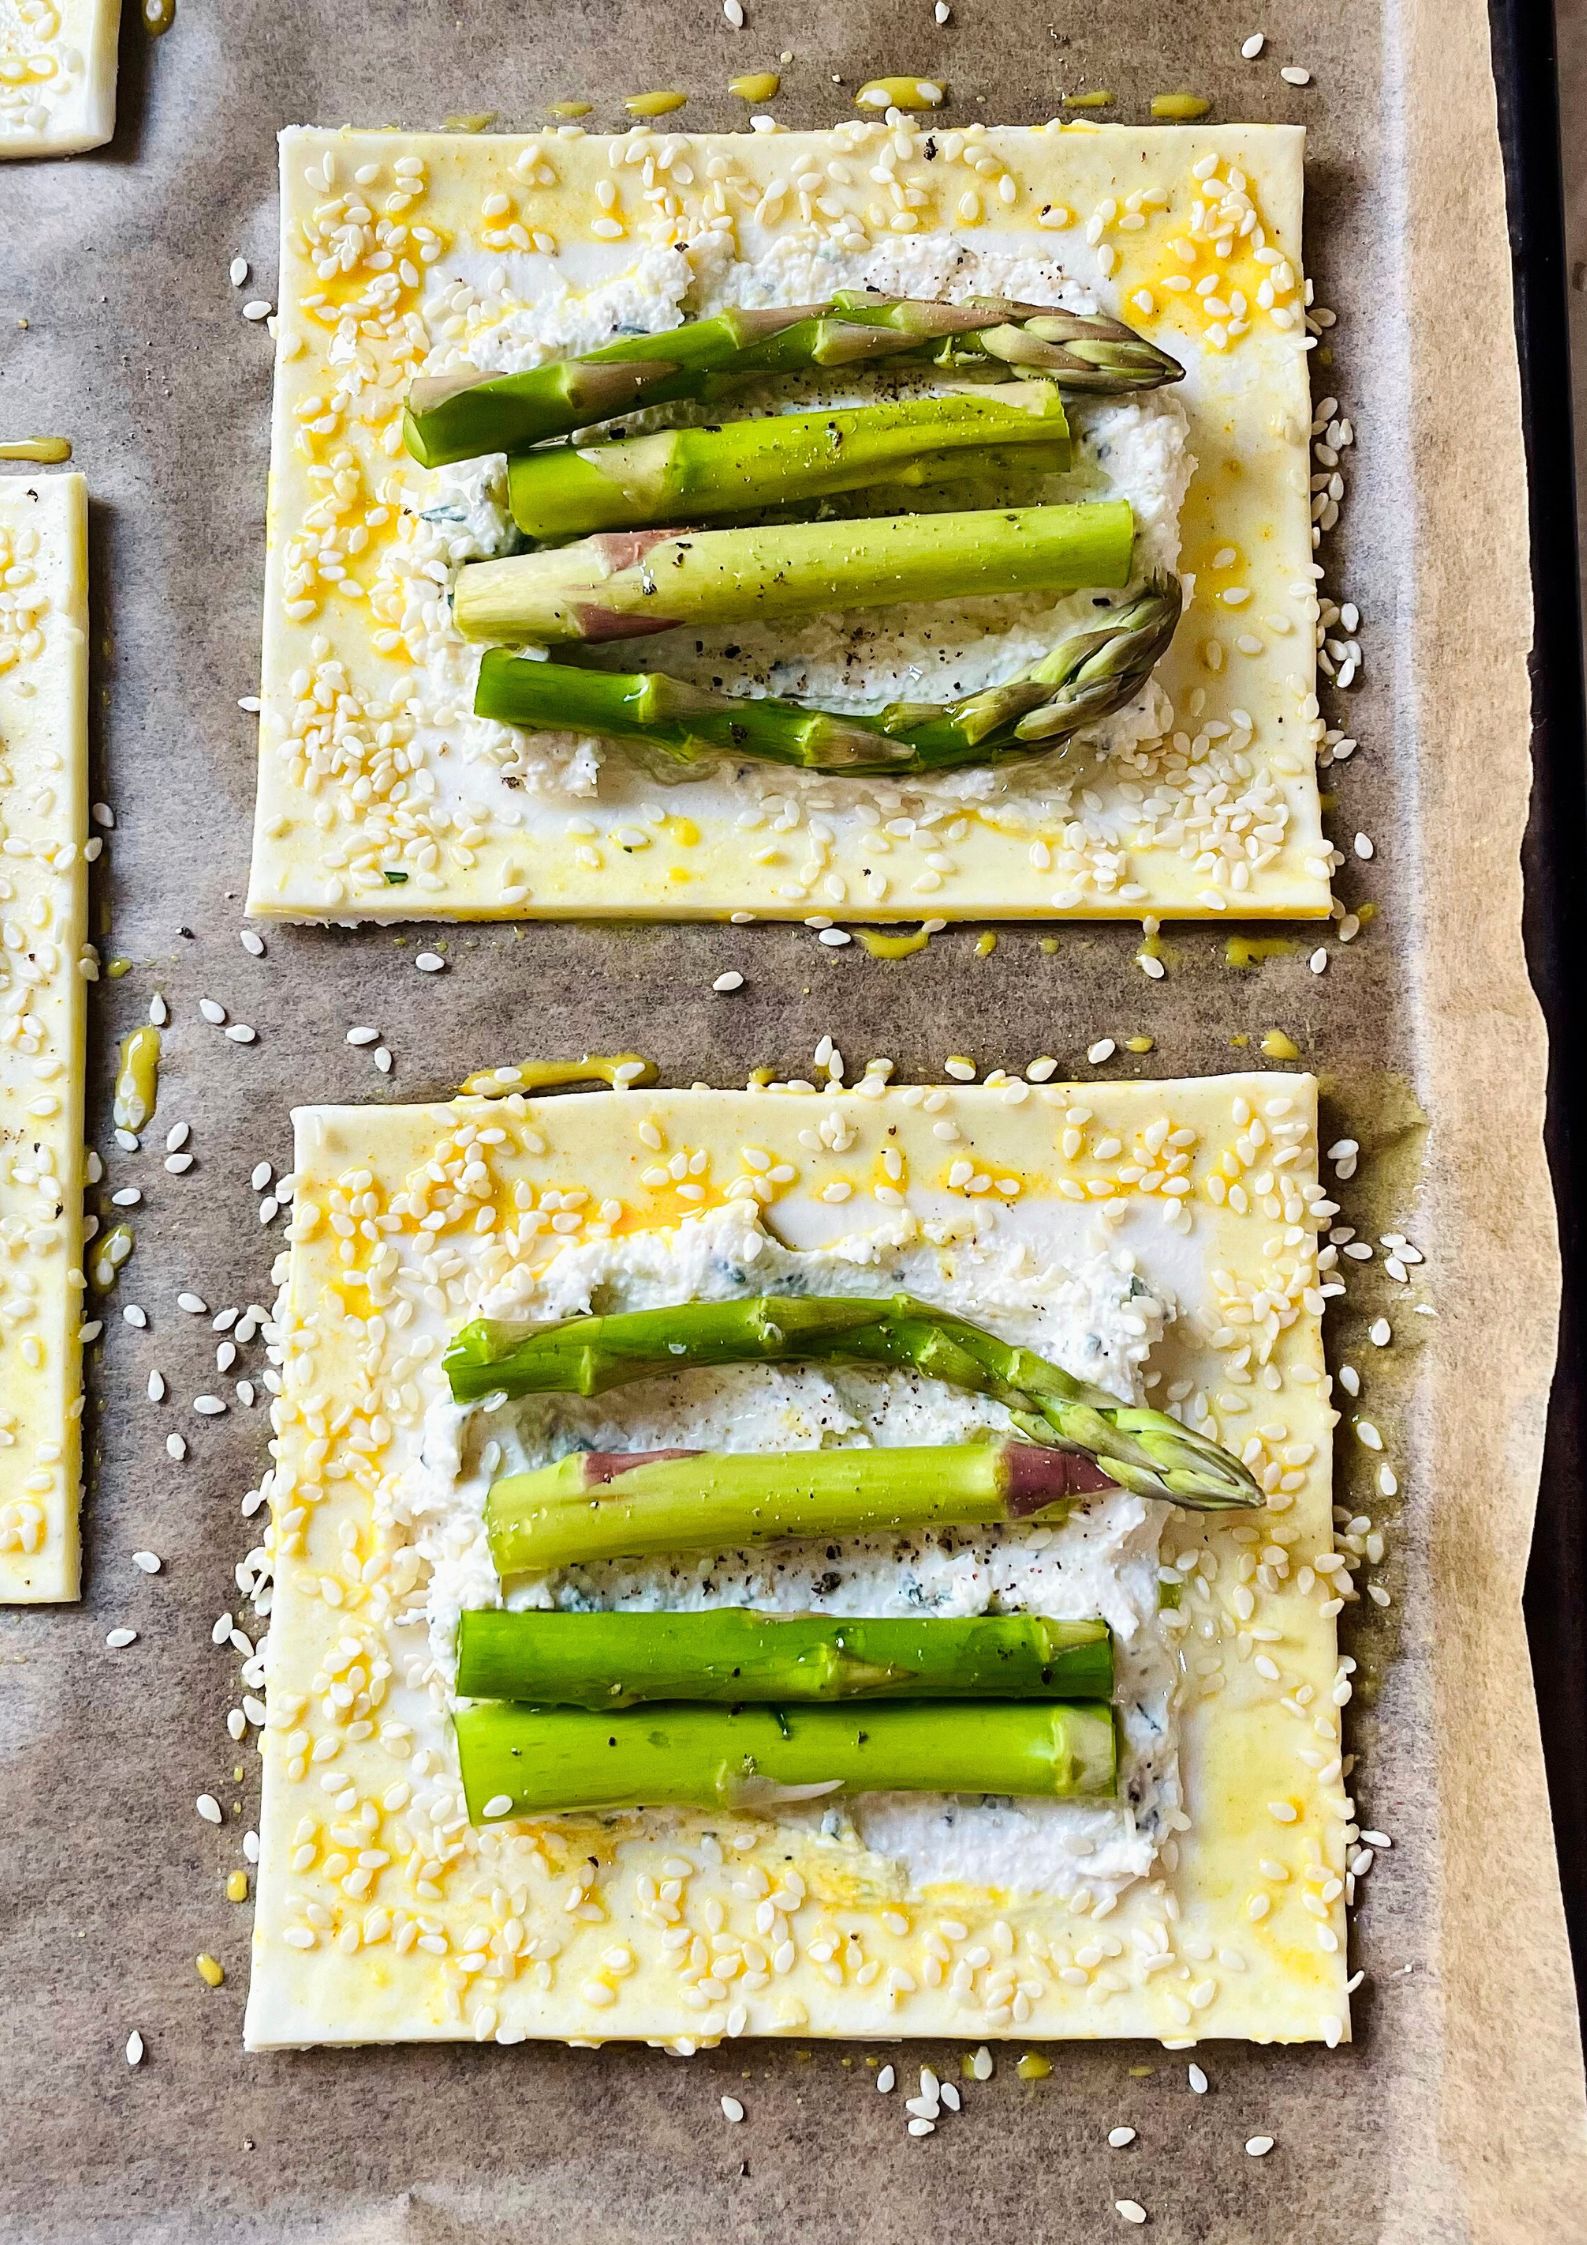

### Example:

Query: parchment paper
xmin=0 ymin=0 xmax=1583 ymax=2238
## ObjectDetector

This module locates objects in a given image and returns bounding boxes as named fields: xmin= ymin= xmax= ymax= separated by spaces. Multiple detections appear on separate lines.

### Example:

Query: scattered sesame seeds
xmin=125 ymin=2030 xmax=145 ymax=2065
xmin=722 ymin=0 xmax=744 ymax=22
xmin=1280 ymin=63 xmax=1312 ymax=85
xmin=817 ymin=928 xmax=851 ymax=948
xmin=1353 ymin=833 xmax=1374 ymax=861
xmin=1241 ymin=32 xmax=1265 ymax=57
xmin=194 ymin=1395 xmax=227 ymax=1417
xmin=229 ymin=257 xmax=249 ymax=286
xmin=240 ymin=928 xmax=266 ymax=957
xmin=481 ymin=1792 xmax=513 ymax=1820
xmin=877 ymin=2064 xmax=896 ymax=2093
xmin=166 ymin=1152 xmax=195 ymax=1174
xmin=251 ymin=1162 xmax=273 ymax=1191
xmin=1246 ymin=2136 xmax=1275 ymax=2157
xmin=720 ymin=2094 xmax=745 ymax=2122
xmin=147 ymin=1370 xmax=165 ymax=1404
xmin=415 ymin=952 xmax=446 ymax=973
xmin=177 ymin=1292 xmax=208 ymax=1314
xmin=198 ymin=999 xmax=226 ymax=1025
xmin=242 ymin=299 xmax=273 ymax=321
xmin=1115 ymin=2203 xmax=1148 ymax=2227
xmin=1108 ymin=2126 xmax=1137 ymax=2148
xmin=346 ymin=1026 xmax=379 ymax=1046
xmin=1087 ymin=1038 xmax=1116 ymax=1065
xmin=225 ymin=1024 xmax=257 ymax=1044
xmin=712 ymin=971 xmax=745 ymax=993
xmin=149 ymin=992 xmax=168 ymax=1027
xmin=131 ymin=1550 xmax=161 ymax=1574
xmin=944 ymin=1056 xmax=976 ymax=1081
xmin=1187 ymin=2063 xmax=1209 ymax=2094
xmin=105 ymin=1627 xmax=137 ymax=1649
xmin=1370 ymin=1318 xmax=1392 ymax=1346
xmin=196 ymin=1795 xmax=222 ymax=1825
xmin=166 ymin=1434 xmax=187 ymax=1462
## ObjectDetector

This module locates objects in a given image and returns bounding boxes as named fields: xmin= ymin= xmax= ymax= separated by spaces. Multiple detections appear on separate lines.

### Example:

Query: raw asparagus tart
xmin=0 ymin=471 xmax=89 ymax=1603
xmin=247 ymin=1075 xmax=1348 ymax=2050
xmin=248 ymin=123 xmax=1328 ymax=924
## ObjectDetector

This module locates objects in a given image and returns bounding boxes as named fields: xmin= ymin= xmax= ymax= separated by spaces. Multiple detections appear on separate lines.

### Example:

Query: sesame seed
xmin=481 ymin=1793 xmax=513 ymax=1819
xmin=1241 ymin=32 xmax=1265 ymax=57
xmin=1115 ymin=2203 xmax=1147 ymax=2226
xmin=105 ymin=1627 xmax=137 ymax=1649
xmin=1356 ymin=1420 xmax=1383 ymax=1451
xmin=1087 ymin=1038 xmax=1116 ymax=1065
xmin=251 ymin=1162 xmax=273 ymax=1190
xmin=198 ymin=999 xmax=226 ymax=1025
xmin=166 ymin=1152 xmax=195 ymax=1174
xmin=165 ymin=1123 xmax=190 ymax=1152
xmin=935 ymin=0 xmax=950 ymax=18
xmin=242 ymin=299 xmax=273 ymax=321
xmin=1026 ymin=1056 xmax=1058 ymax=1082
xmin=1187 ymin=2063 xmax=1208 ymax=2094
xmin=1108 ymin=2126 xmax=1137 ymax=2148
xmin=125 ymin=2030 xmax=145 ymax=2065
xmin=147 ymin=1371 xmax=165 ymax=1404
xmin=415 ymin=952 xmax=446 ymax=973
xmin=196 ymin=1795 xmax=222 ymax=1825
xmin=877 ymin=2064 xmax=896 ymax=2092
xmin=374 ymin=1048 xmax=393 ymax=1073
xmin=907 ymin=2117 xmax=936 ymax=2138
xmin=1353 ymin=833 xmax=1374 ymax=860
xmin=1280 ymin=63 xmax=1312 ymax=85
xmin=167 ymin=1434 xmax=187 ymax=1461
xmin=194 ymin=1395 xmax=227 ymax=1417
xmin=122 ymin=1304 xmax=147 ymax=1328
xmin=1246 ymin=2136 xmax=1275 ymax=2157
xmin=817 ymin=928 xmax=851 ymax=948
xmin=1370 ymin=1318 xmax=1392 ymax=1346
xmin=225 ymin=1024 xmax=257 ymax=1044
xmin=110 ymin=1187 xmax=142 ymax=1208
xmin=722 ymin=0 xmax=743 ymax=21
xmin=177 ymin=1292 xmax=208 ymax=1314
xmin=720 ymin=2095 xmax=745 ymax=2121
xmin=1309 ymin=948 xmax=1328 ymax=974
xmin=149 ymin=992 xmax=168 ymax=1027
xmin=347 ymin=1026 xmax=379 ymax=1046
xmin=712 ymin=971 xmax=745 ymax=993
xmin=240 ymin=928 xmax=266 ymax=957
xmin=229 ymin=257 xmax=249 ymax=286
xmin=943 ymin=1056 xmax=976 ymax=1081
xmin=132 ymin=1550 xmax=161 ymax=1574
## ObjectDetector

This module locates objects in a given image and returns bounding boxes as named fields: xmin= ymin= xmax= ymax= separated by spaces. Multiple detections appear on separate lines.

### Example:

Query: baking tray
xmin=1496 ymin=0 xmax=1587 ymax=2015
xmin=1 ymin=0 xmax=1584 ymax=2238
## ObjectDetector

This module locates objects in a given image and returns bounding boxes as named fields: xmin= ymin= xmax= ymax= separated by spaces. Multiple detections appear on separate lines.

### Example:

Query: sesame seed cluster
xmin=250 ymin=124 xmax=1330 ymax=925
xmin=0 ymin=474 xmax=89 ymax=1602
xmin=247 ymin=1076 xmax=1350 ymax=2049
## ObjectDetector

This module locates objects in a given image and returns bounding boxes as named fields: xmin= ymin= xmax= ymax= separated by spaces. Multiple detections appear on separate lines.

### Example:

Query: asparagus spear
xmin=483 ymin=1441 xmax=1121 ymax=1575
xmin=446 ymin=1294 xmax=1262 ymax=1513
xmin=505 ymin=383 xmax=1071 ymax=538
xmin=452 ymin=500 xmax=1134 ymax=645
xmin=474 ymin=579 xmax=1182 ymax=775
xmin=456 ymin=1697 xmax=1118 ymax=1820
xmin=456 ymin=1607 xmax=1114 ymax=1706
xmin=405 ymin=293 xmax=1185 ymax=468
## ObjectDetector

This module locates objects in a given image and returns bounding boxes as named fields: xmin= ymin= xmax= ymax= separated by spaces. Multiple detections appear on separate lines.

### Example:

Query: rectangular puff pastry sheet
xmin=0 ymin=0 xmax=120 ymax=158
xmin=249 ymin=122 xmax=1329 ymax=927
xmin=247 ymin=1074 xmax=1349 ymax=2049
xmin=0 ymin=471 xmax=88 ymax=1602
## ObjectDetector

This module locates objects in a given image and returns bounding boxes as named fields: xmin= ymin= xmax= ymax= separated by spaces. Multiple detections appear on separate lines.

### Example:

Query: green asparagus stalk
xmin=455 ymin=1696 xmax=1118 ymax=1820
xmin=456 ymin=1606 xmax=1114 ymax=1706
xmin=452 ymin=500 xmax=1134 ymax=645
xmin=405 ymin=293 xmax=1185 ymax=468
xmin=505 ymin=383 xmax=1071 ymax=538
xmin=445 ymin=1294 xmax=1262 ymax=1513
xmin=473 ymin=579 xmax=1182 ymax=775
xmin=483 ymin=1441 xmax=1121 ymax=1575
